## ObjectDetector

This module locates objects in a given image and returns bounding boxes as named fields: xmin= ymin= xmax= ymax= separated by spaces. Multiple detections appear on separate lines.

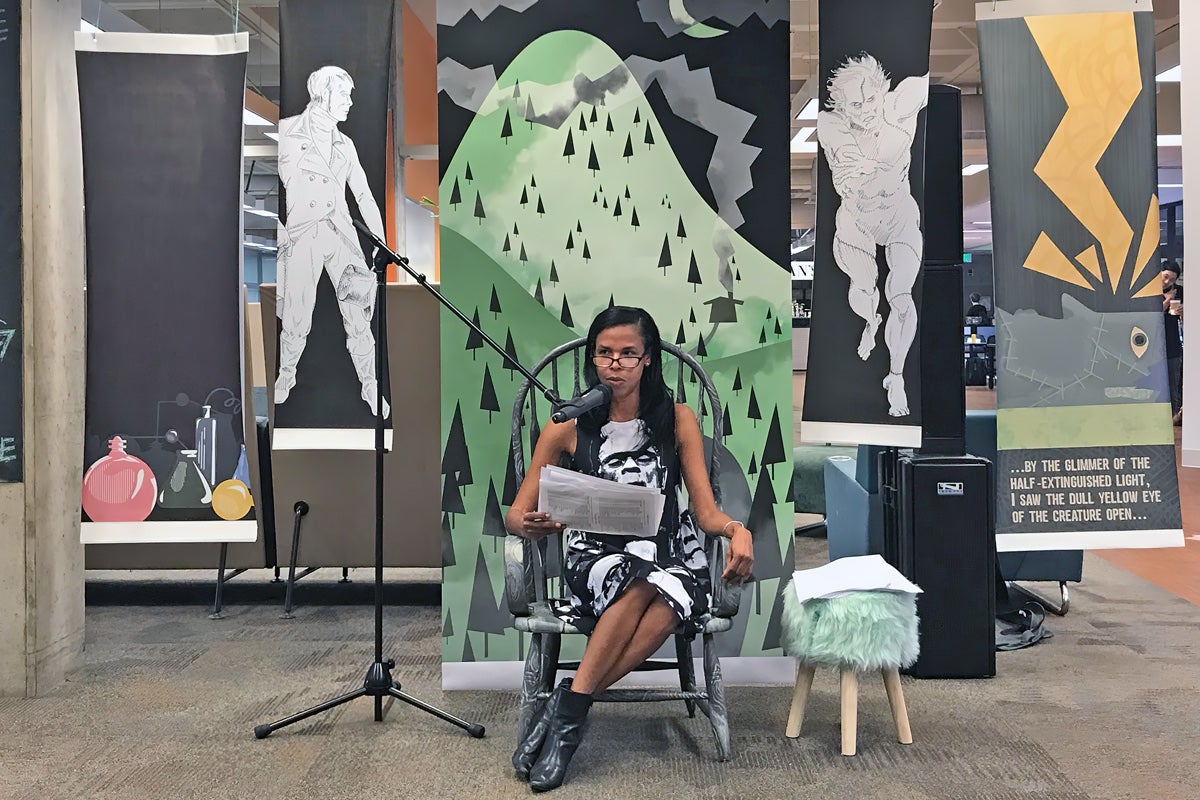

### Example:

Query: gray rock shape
xmin=626 ymin=54 xmax=759 ymax=230
xmin=438 ymin=0 xmax=543 ymax=26
xmin=529 ymin=66 xmax=632 ymax=129
xmin=438 ymin=58 xmax=499 ymax=114
xmin=637 ymin=0 xmax=788 ymax=36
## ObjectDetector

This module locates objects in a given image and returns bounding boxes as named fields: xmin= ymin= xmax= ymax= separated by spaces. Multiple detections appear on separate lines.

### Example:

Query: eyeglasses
xmin=592 ymin=354 xmax=646 ymax=368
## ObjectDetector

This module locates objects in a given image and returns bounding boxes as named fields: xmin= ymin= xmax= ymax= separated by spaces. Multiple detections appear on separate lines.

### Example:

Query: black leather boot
xmin=529 ymin=686 xmax=593 ymax=792
xmin=512 ymin=678 xmax=572 ymax=781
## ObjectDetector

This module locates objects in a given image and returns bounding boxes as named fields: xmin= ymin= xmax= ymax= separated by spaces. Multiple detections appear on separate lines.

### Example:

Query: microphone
xmin=551 ymin=383 xmax=612 ymax=423
xmin=352 ymin=217 xmax=389 ymax=253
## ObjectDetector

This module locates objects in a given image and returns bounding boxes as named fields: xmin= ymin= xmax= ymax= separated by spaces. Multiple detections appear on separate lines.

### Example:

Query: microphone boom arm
xmin=352 ymin=218 xmax=565 ymax=409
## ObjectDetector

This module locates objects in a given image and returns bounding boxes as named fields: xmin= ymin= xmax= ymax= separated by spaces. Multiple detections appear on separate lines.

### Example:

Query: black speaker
xmin=919 ymin=264 xmax=965 ymax=455
xmin=881 ymin=452 xmax=996 ymax=679
xmin=923 ymin=85 xmax=964 ymax=266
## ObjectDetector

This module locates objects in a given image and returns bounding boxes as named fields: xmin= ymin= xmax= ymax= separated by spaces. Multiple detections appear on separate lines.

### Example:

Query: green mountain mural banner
xmin=437 ymin=0 xmax=793 ymax=686
xmin=977 ymin=0 xmax=1182 ymax=551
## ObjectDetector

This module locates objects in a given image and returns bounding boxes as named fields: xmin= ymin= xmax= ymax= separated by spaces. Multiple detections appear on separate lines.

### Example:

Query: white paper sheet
xmin=791 ymin=554 xmax=923 ymax=604
xmin=538 ymin=465 xmax=665 ymax=537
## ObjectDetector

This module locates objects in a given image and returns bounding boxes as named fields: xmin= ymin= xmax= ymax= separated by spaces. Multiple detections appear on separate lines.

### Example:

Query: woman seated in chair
xmin=505 ymin=305 xmax=754 ymax=792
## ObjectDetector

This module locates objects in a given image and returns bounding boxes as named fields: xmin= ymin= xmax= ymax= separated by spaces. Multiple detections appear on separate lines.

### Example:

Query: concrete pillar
xmin=0 ymin=0 xmax=86 ymax=696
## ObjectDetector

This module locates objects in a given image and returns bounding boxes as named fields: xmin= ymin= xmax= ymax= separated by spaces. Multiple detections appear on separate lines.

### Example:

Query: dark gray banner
xmin=0 ymin=0 xmax=21 ymax=483
xmin=78 ymin=41 xmax=253 ymax=527
xmin=801 ymin=0 xmax=933 ymax=446
xmin=273 ymin=0 xmax=394 ymax=436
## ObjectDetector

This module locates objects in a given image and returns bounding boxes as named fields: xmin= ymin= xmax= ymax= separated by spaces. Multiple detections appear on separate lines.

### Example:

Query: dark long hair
xmin=578 ymin=306 xmax=675 ymax=452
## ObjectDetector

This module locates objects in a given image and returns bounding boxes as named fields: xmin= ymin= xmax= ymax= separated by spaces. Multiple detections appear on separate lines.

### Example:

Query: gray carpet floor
xmin=2 ymin=540 xmax=1197 ymax=800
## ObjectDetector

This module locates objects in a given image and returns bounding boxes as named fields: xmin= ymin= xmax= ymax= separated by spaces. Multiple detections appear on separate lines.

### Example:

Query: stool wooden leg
xmin=785 ymin=662 xmax=816 ymax=738
xmin=840 ymin=668 xmax=858 ymax=756
xmin=882 ymin=667 xmax=913 ymax=744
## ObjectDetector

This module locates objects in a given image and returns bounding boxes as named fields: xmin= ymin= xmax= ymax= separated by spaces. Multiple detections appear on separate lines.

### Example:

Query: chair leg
xmin=675 ymin=634 xmax=696 ymax=718
xmin=785 ymin=662 xmax=816 ymax=738
xmin=702 ymin=632 xmax=731 ymax=762
xmin=840 ymin=668 xmax=858 ymax=756
xmin=881 ymin=667 xmax=913 ymax=745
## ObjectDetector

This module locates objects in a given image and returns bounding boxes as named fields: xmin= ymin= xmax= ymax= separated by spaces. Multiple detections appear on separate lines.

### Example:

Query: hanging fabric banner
xmin=0 ymin=0 xmax=21 ymax=483
xmin=978 ymin=0 xmax=1183 ymax=551
xmin=438 ymin=0 xmax=793 ymax=688
xmin=77 ymin=32 xmax=256 ymax=544
xmin=272 ymin=0 xmax=395 ymax=450
xmin=799 ymin=0 xmax=933 ymax=447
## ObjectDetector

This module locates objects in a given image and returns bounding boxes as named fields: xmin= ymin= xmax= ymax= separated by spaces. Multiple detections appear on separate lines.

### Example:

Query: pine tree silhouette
xmin=502 ymin=439 xmax=520 ymax=505
xmin=624 ymin=185 xmax=631 ymax=199
xmin=587 ymin=143 xmax=599 ymax=176
xmin=519 ymin=243 xmax=528 ymax=263
xmin=592 ymin=190 xmax=598 ymax=204
xmin=489 ymin=286 xmax=502 ymax=318
xmin=644 ymin=122 xmax=655 ymax=148
xmin=613 ymin=198 xmax=622 ymax=218
xmin=480 ymin=364 xmax=500 ymax=422
xmin=534 ymin=277 xmax=544 ymax=305
xmin=602 ymin=198 xmax=609 ymax=209
xmin=536 ymin=196 xmax=545 ymax=216
xmin=576 ymin=220 xmax=583 ymax=233
xmin=466 ymin=308 xmax=484 ymax=359
xmin=462 ymin=635 xmax=475 ymax=662
xmin=721 ymin=403 xmax=733 ymax=437
xmin=502 ymin=233 xmax=511 ymax=255
xmin=579 ymin=112 xmax=587 ymax=132
xmin=582 ymin=241 xmax=592 ymax=261
xmin=732 ymin=368 xmax=743 ymax=393
xmin=473 ymin=191 xmax=486 ymax=224
xmin=465 ymin=162 xmax=474 ymax=182
xmin=466 ymin=546 xmax=506 ymax=657
xmin=687 ymin=252 xmax=702 ymax=292
xmin=735 ymin=269 xmax=742 ymax=282
xmin=658 ymin=234 xmax=672 ymax=275
xmin=442 ymin=402 xmax=473 ymax=491
xmin=748 ymin=453 xmax=758 ymax=475
xmin=481 ymin=479 xmax=506 ymax=552
xmin=512 ymin=79 xmax=521 ymax=99
xmin=773 ymin=318 xmax=782 ymax=336
xmin=761 ymin=408 xmax=787 ymax=479
xmin=549 ymin=261 xmax=559 ymax=284
xmin=630 ymin=208 xmax=640 ymax=228
xmin=689 ymin=308 xmax=696 ymax=324
xmin=561 ymin=297 xmax=574 ymax=327
xmin=530 ymin=174 xmax=537 ymax=188
xmin=565 ymin=231 xmax=575 ymax=252
xmin=696 ymin=335 xmax=708 ymax=357
xmin=608 ymin=293 xmax=616 ymax=309
xmin=747 ymin=387 xmax=762 ymax=426
xmin=623 ymin=133 xmax=634 ymax=161
xmin=766 ymin=307 xmax=773 ymax=319
xmin=449 ymin=177 xmax=462 ymax=207
xmin=524 ymin=96 xmax=536 ymax=130
xmin=442 ymin=512 xmax=457 ymax=567
xmin=563 ymin=129 xmax=575 ymax=162
xmin=519 ymin=186 xmax=528 ymax=206
xmin=763 ymin=582 xmax=786 ymax=652
xmin=442 ymin=472 xmax=464 ymax=516
xmin=759 ymin=326 xmax=767 ymax=344
xmin=633 ymin=108 xmax=641 ymax=124
xmin=513 ymin=222 xmax=520 ymax=235
xmin=677 ymin=216 xmax=687 ymax=240
xmin=675 ymin=321 xmax=686 ymax=346
xmin=605 ymin=115 xmax=614 ymax=134
xmin=501 ymin=109 xmax=513 ymax=142
xmin=589 ymin=106 xmax=598 ymax=124
xmin=442 ymin=606 xmax=454 ymax=637
xmin=503 ymin=330 xmax=519 ymax=376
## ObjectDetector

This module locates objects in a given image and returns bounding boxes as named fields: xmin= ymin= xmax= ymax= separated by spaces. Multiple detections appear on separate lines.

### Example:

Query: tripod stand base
xmin=254 ymin=658 xmax=486 ymax=740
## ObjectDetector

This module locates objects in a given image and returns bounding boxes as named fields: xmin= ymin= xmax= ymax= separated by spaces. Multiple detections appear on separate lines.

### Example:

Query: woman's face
xmin=593 ymin=324 xmax=649 ymax=403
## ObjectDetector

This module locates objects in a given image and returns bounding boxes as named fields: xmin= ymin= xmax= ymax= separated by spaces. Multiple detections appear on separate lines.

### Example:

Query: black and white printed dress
xmin=550 ymin=416 xmax=711 ymax=633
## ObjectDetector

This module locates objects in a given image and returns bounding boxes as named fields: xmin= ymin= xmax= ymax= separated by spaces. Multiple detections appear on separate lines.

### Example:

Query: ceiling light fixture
xmin=1156 ymin=65 xmax=1181 ymax=83
xmin=243 ymin=109 xmax=274 ymax=127
xmin=795 ymin=98 xmax=818 ymax=120
xmin=1158 ymin=134 xmax=1182 ymax=147
xmin=243 ymin=206 xmax=278 ymax=219
xmin=962 ymin=164 xmax=988 ymax=176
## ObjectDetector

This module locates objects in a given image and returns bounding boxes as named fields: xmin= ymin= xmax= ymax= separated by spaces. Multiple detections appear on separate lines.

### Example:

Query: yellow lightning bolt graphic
xmin=1025 ymin=13 xmax=1141 ymax=292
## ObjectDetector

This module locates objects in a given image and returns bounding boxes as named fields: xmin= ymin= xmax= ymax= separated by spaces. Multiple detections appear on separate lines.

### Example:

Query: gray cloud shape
xmin=637 ymin=0 xmax=788 ymax=36
xmin=438 ymin=0 xmax=543 ymax=26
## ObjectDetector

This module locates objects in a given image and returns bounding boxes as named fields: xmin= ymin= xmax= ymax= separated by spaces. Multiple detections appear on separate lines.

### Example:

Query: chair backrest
xmin=504 ymin=338 xmax=724 ymax=615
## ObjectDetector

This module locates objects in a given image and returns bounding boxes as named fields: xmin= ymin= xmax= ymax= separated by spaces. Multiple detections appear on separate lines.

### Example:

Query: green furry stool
xmin=780 ymin=587 xmax=919 ymax=755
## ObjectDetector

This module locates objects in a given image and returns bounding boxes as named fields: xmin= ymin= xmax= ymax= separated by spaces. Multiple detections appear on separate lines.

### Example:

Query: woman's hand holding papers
xmin=518 ymin=511 xmax=564 ymax=539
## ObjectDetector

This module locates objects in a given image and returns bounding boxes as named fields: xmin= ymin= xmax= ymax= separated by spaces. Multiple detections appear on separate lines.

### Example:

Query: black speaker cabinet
xmin=919 ymin=264 xmax=966 ymax=455
xmin=881 ymin=451 xmax=996 ymax=679
xmin=923 ymin=85 xmax=964 ymax=265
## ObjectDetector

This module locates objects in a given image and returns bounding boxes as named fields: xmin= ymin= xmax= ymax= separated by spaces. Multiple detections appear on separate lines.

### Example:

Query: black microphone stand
xmin=254 ymin=224 xmax=558 ymax=740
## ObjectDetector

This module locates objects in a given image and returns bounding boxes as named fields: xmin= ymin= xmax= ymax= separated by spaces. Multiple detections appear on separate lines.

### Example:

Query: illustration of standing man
xmin=818 ymin=54 xmax=928 ymax=417
xmin=275 ymin=65 xmax=389 ymax=417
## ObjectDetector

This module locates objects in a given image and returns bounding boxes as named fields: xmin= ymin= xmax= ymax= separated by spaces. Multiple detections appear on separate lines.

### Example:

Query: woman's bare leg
xmin=572 ymin=580 xmax=658 ymax=694
xmin=594 ymin=597 xmax=678 ymax=693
